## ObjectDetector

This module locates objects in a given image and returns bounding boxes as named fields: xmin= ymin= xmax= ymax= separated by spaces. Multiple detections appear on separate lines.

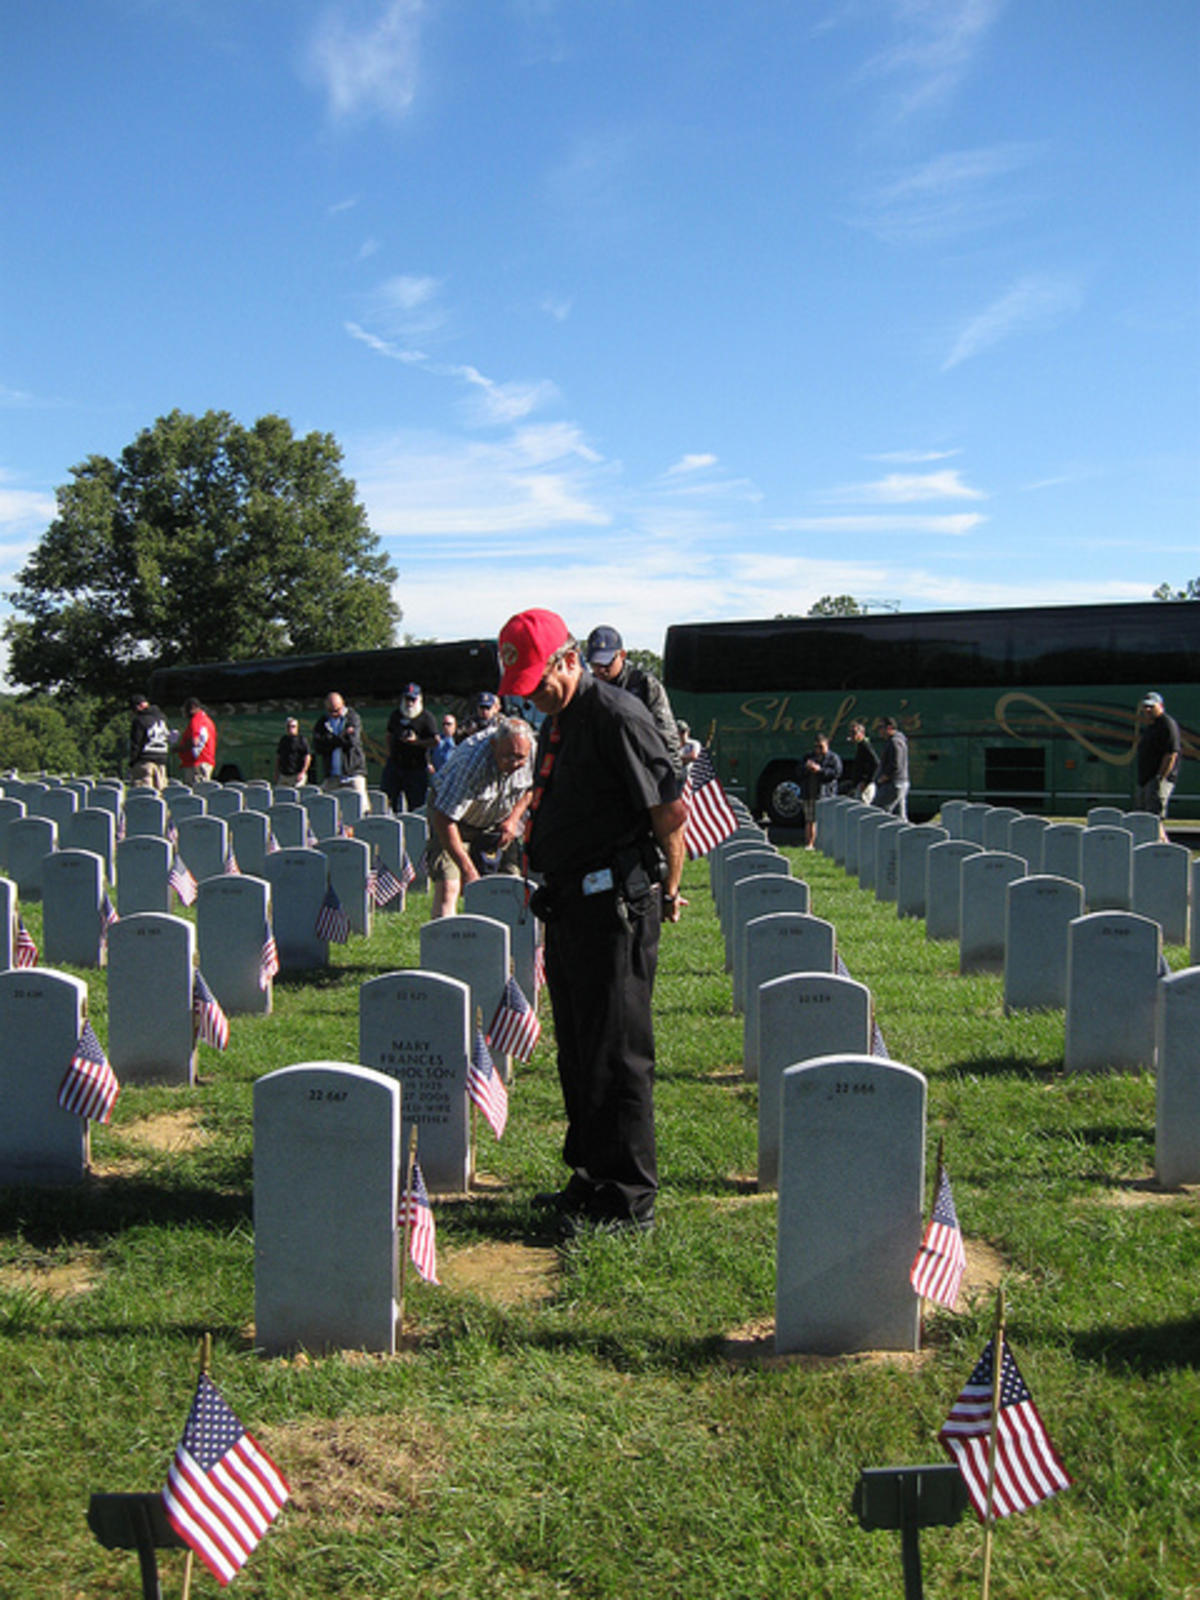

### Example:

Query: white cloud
xmin=303 ymin=0 xmax=424 ymax=123
xmin=943 ymin=273 xmax=1083 ymax=370
xmin=540 ymin=296 xmax=573 ymax=323
xmin=666 ymin=453 xmax=718 ymax=476
xmin=0 ymin=473 xmax=54 ymax=539
xmin=823 ymin=469 xmax=984 ymax=504
xmin=856 ymin=142 xmax=1042 ymax=241
xmin=867 ymin=0 xmax=1007 ymax=119
xmin=453 ymin=367 xmax=561 ymax=427
xmin=345 ymin=321 xmax=427 ymax=363
xmin=772 ymin=513 xmax=986 ymax=535
xmin=868 ymin=448 xmax=961 ymax=464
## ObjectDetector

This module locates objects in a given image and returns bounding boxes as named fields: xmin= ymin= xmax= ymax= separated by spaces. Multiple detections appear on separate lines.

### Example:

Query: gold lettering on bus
xmin=993 ymin=693 xmax=1137 ymax=767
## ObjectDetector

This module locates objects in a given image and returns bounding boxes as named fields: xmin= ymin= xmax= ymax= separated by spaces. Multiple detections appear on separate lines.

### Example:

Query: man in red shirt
xmin=179 ymin=697 xmax=218 ymax=786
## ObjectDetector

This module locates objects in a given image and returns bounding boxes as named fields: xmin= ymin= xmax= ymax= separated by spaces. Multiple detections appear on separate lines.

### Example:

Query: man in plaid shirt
xmin=426 ymin=717 xmax=534 ymax=917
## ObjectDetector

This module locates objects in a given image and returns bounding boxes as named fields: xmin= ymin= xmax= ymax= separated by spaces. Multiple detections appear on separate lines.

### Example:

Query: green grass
xmin=2 ymin=849 xmax=1198 ymax=1599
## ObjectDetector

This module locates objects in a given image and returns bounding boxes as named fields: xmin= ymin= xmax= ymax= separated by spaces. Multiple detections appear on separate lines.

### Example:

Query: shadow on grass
xmin=1071 ymin=1315 xmax=1200 ymax=1374
xmin=944 ymin=1055 xmax=1062 ymax=1082
xmin=0 ymin=1175 xmax=252 ymax=1244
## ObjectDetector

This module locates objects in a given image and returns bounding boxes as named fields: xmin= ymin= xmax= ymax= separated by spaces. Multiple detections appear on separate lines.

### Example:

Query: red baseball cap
xmin=497 ymin=609 xmax=570 ymax=697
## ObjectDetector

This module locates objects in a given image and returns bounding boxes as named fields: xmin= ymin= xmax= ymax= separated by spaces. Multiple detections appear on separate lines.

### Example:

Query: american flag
xmin=99 ymin=891 xmax=119 ymax=955
xmin=305 ymin=820 xmax=319 ymax=848
xmin=162 ymin=1371 xmax=290 ymax=1588
xmin=265 ymin=832 xmax=281 ymax=854
xmin=533 ymin=941 xmax=546 ymax=995
xmin=223 ymin=850 xmax=241 ymax=876
xmin=488 ymin=975 xmax=541 ymax=1063
xmin=314 ymin=885 xmax=351 ymax=944
xmin=193 ymin=969 xmax=230 ymax=1050
xmin=910 ymin=1164 xmax=967 ymax=1311
xmin=259 ymin=928 xmax=280 ymax=991
xmin=399 ymin=850 xmax=417 ymax=889
xmin=14 ymin=917 xmax=38 ymax=968
xmin=399 ymin=1159 xmax=439 ymax=1284
xmin=116 ymin=810 xmax=127 ymax=842
xmin=57 ymin=1019 xmax=120 ymax=1124
xmin=168 ymin=854 xmax=198 ymax=906
xmin=682 ymin=747 xmax=739 ymax=859
xmin=166 ymin=822 xmax=179 ymax=848
xmin=368 ymin=852 xmax=404 ymax=907
xmin=468 ymin=1028 xmax=508 ymax=1139
xmin=939 ymin=1338 xmax=1073 ymax=1522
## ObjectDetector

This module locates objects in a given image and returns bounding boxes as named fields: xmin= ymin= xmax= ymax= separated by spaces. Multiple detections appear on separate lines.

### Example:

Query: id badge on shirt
xmin=582 ymin=867 xmax=614 ymax=896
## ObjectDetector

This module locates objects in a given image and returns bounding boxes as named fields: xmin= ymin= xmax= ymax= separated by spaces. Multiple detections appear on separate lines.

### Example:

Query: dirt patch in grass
xmin=1084 ymin=1176 xmax=1199 ymax=1207
xmin=0 ymin=1251 xmax=102 ymax=1297
xmin=266 ymin=1415 xmax=447 ymax=1528
xmin=440 ymin=1241 xmax=559 ymax=1306
xmin=90 ymin=1110 xmax=210 ymax=1176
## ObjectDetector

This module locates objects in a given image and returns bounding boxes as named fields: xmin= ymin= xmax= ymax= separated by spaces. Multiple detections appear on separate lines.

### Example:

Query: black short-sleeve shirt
xmin=528 ymin=673 xmax=682 ymax=879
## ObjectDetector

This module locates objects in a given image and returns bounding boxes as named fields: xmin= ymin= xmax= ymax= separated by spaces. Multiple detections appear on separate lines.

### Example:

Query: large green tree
xmin=5 ymin=410 xmax=400 ymax=702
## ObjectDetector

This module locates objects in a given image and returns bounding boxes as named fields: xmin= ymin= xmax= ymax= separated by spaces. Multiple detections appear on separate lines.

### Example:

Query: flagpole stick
xmin=397 ymin=1125 xmax=418 ymax=1338
xmin=180 ymin=1334 xmax=211 ymax=1600
xmin=980 ymin=1285 xmax=1006 ymax=1600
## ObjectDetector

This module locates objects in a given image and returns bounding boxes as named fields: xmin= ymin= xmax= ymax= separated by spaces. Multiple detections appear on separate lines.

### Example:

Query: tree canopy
xmin=806 ymin=594 xmax=864 ymax=616
xmin=1152 ymin=577 xmax=1200 ymax=601
xmin=5 ymin=410 xmax=400 ymax=702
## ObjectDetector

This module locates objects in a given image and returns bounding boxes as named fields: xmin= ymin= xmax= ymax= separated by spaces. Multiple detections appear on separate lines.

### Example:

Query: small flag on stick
xmin=14 ymin=917 xmax=38 ymax=968
xmin=368 ymin=852 xmax=404 ymax=907
xmin=168 ymin=854 xmax=198 ymax=907
xmin=910 ymin=1162 xmax=967 ymax=1311
xmin=681 ymin=747 xmax=739 ymax=859
xmin=162 ymin=1370 xmax=290 ymax=1588
xmin=468 ymin=1027 xmax=508 ymax=1139
xmin=488 ymin=975 xmax=541 ymax=1063
xmin=193 ymin=969 xmax=230 ymax=1050
xmin=314 ymin=885 xmax=351 ymax=943
xmin=223 ymin=849 xmax=241 ymax=876
xmin=399 ymin=1159 xmax=440 ymax=1284
xmin=58 ymin=1019 xmax=119 ymax=1124
xmin=259 ymin=927 xmax=280 ymax=990
xmin=939 ymin=1331 xmax=1073 ymax=1524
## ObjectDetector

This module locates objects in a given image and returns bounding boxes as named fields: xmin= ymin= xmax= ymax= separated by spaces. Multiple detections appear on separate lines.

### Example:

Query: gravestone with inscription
xmin=123 ymin=792 xmax=168 ymax=838
xmin=116 ymin=834 xmax=171 ymax=916
xmin=924 ymin=839 xmax=982 ymax=942
xmin=42 ymin=850 xmax=107 ymax=968
xmin=107 ymin=912 xmax=196 ymax=1086
xmin=1132 ymin=841 xmax=1191 ymax=947
xmin=742 ymin=913 xmax=837 ymax=1081
xmin=959 ymin=851 xmax=1025 ymax=974
xmin=757 ymin=972 xmax=872 ymax=1190
xmin=6 ymin=816 xmax=57 ymax=901
xmin=358 ymin=970 xmax=472 ymax=1192
xmin=400 ymin=813 xmax=430 ymax=893
xmin=228 ymin=809 xmax=271 ymax=879
xmin=262 ymin=848 xmax=329 ymax=970
xmin=937 ymin=799 xmax=968 ymax=839
xmin=463 ymin=877 xmax=541 ymax=1003
xmin=354 ymin=814 xmax=409 ymax=915
xmin=1041 ymin=822 xmax=1084 ymax=884
xmin=338 ymin=788 xmax=366 ymax=828
xmin=1081 ymin=825 xmax=1133 ymax=912
xmin=981 ymin=807 xmax=1021 ymax=851
xmin=175 ymin=814 xmax=229 ymax=884
xmin=301 ymin=791 xmax=340 ymax=841
xmin=1008 ymin=814 xmax=1049 ymax=873
xmin=31 ymin=786 xmax=78 ymax=830
xmin=318 ymin=836 xmax=373 ymax=937
xmin=775 ymin=1054 xmax=925 ymax=1355
xmin=1120 ymin=811 xmax=1161 ymax=848
xmin=960 ymin=803 xmax=991 ymax=844
xmin=729 ymin=873 xmax=812 ymax=994
xmin=1087 ymin=806 xmax=1124 ymax=830
xmin=197 ymin=874 xmax=273 ymax=1016
xmin=61 ymin=807 xmax=116 ymax=884
xmin=896 ymin=824 xmax=947 ymax=920
xmin=267 ymin=802 xmax=309 ymax=850
xmin=0 ymin=968 xmax=91 ymax=1184
xmin=420 ymin=915 xmax=510 ymax=1071
xmin=1003 ymin=875 xmax=1084 ymax=1013
xmin=873 ymin=819 xmax=908 ymax=904
xmin=207 ymin=788 xmax=244 ymax=820
xmin=719 ymin=849 xmax=789 ymax=940
xmin=167 ymin=793 xmax=207 ymax=826
xmin=832 ymin=801 xmax=868 ymax=866
xmin=1064 ymin=912 xmax=1161 ymax=1073
xmin=271 ymin=786 xmax=300 ymax=806
xmin=0 ymin=797 xmax=27 ymax=871
xmin=254 ymin=1062 xmax=401 ymax=1355
xmin=855 ymin=811 xmax=890 ymax=892
xmin=1155 ymin=968 xmax=1200 ymax=1187
xmin=710 ymin=828 xmax=768 ymax=899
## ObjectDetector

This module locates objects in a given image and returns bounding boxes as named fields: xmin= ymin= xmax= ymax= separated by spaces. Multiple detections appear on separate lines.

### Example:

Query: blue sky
xmin=3 ymin=0 xmax=1197 ymax=663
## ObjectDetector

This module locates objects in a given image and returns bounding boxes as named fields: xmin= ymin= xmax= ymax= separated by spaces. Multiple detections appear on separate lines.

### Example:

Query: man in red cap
xmin=498 ymin=609 xmax=686 ymax=1234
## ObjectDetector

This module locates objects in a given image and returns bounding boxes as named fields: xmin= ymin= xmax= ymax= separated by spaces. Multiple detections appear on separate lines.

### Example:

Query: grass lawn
xmin=1 ymin=841 xmax=1197 ymax=1599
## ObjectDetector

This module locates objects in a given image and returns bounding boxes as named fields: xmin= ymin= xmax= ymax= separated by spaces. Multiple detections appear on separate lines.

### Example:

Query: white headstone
xmin=775 ymin=1054 xmax=925 ymax=1354
xmin=873 ymin=819 xmax=909 ymax=903
xmin=107 ymin=912 xmax=196 ymax=1086
xmin=400 ymin=814 xmax=430 ymax=892
xmin=1080 ymin=825 xmax=1133 ymax=912
xmin=0 ymin=797 xmax=28 ymax=872
xmin=267 ymin=802 xmax=308 ymax=850
xmin=855 ymin=811 xmax=890 ymax=891
xmin=0 ymin=968 xmax=90 ymax=1184
xmin=1041 ymin=823 xmax=1084 ymax=883
xmin=197 ymin=874 xmax=274 ymax=1016
xmin=960 ymin=804 xmax=990 ymax=844
xmin=42 ymin=849 xmax=107 ymax=968
xmin=981 ymin=807 xmax=1021 ymax=851
xmin=742 ymin=913 xmax=837 ymax=1081
xmin=938 ymin=799 xmax=969 ymax=838
xmin=6 ymin=816 xmax=57 ymax=900
xmin=318 ymin=836 xmax=373 ymax=937
xmin=1087 ymin=806 xmax=1124 ymax=829
xmin=254 ymin=1062 xmax=401 ymax=1355
xmin=1064 ymin=912 xmax=1161 ymax=1073
xmin=1008 ymin=814 xmax=1049 ymax=873
xmin=228 ymin=809 xmax=271 ymax=879
xmin=123 ymin=793 xmax=168 ymax=838
xmin=729 ymin=874 xmax=812 ymax=994
xmin=116 ymin=834 xmax=171 ymax=916
xmin=301 ymin=791 xmax=340 ymax=841
xmin=1120 ymin=811 xmax=1161 ymax=848
xmin=959 ymin=851 xmax=1025 ymax=974
xmin=462 ymin=877 xmax=541 ymax=1003
xmin=353 ymin=814 xmax=409 ymax=915
xmin=1132 ymin=841 xmax=1191 ymax=946
xmin=1003 ymin=875 xmax=1084 ymax=1013
xmin=262 ymin=848 xmax=330 ymax=969
xmin=420 ymin=915 xmax=511 ymax=1072
xmin=168 ymin=793 xmax=207 ymax=825
xmin=358 ymin=970 xmax=472 ymax=1193
xmin=0 ymin=877 xmax=14 ymax=969
xmin=61 ymin=807 xmax=116 ymax=884
xmin=924 ymin=839 xmax=982 ymax=942
xmin=1155 ymin=968 xmax=1200 ymax=1186
xmin=175 ymin=814 xmax=230 ymax=884
xmin=757 ymin=972 xmax=872 ymax=1190
xmin=896 ymin=825 xmax=948 ymax=920
xmin=207 ymin=789 xmax=244 ymax=819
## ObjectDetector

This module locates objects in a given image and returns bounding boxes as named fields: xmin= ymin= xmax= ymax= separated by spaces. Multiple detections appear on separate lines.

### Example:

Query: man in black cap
xmin=458 ymin=690 xmax=502 ymax=741
xmin=584 ymin=625 xmax=683 ymax=775
xmin=1134 ymin=691 xmax=1182 ymax=821
xmin=381 ymin=682 xmax=438 ymax=812
xmin=128 ymin=693 xmax=171 ymax=790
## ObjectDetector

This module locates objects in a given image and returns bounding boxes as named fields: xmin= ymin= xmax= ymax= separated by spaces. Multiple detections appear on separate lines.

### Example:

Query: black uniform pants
xmin=543 ymin=885 xmax=660 ymax=1223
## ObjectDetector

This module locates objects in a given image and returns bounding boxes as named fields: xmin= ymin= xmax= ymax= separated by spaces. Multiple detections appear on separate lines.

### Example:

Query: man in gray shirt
xmin=584 ymin=625 xmax=683 ymax=776
xmin=873 ymin=714 xmax=909 ymax=821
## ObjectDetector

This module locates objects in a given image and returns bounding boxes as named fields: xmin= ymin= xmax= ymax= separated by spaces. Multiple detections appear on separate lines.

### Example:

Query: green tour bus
xmin=148 ymin=639 xmax=501 ymax=786
xmin=662 ymin=602 xmax=1200 ymax=824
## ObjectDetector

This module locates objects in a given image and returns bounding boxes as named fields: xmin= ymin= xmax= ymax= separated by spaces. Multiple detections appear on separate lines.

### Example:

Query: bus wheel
xmin=761 ymin=766 xmax=806 ymax=826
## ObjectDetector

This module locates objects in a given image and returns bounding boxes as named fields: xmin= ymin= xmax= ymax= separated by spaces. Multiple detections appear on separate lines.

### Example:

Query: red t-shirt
xmin=180 ymin=711 xmax=217 ymax=770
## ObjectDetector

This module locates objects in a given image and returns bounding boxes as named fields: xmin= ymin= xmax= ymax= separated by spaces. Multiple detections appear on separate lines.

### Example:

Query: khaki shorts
xmin=426 ymin=826 xmax=522 ymax=883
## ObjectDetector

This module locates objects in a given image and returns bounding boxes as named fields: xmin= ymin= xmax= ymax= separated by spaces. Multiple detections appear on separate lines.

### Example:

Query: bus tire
xmin=760 ymin=764 xmax=806 ymax=827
